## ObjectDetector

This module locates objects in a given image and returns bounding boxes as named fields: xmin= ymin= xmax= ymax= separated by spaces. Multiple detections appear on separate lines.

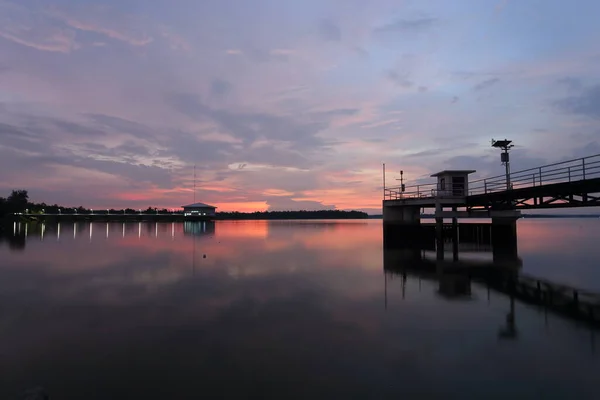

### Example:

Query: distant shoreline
xmin=367 ymin=214 xmax=600 ymax=219
xmin=1 ymin=210 xmax=369 ymax=224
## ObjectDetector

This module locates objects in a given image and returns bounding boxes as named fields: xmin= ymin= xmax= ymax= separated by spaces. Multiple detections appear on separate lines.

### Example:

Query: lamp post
xmin=492 ymin=139 xmax=514 ymax=191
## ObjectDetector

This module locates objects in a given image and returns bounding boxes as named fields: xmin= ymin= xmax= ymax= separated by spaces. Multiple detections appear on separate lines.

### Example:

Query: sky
xmin=1 ymin=0 xmax=599 ymax=213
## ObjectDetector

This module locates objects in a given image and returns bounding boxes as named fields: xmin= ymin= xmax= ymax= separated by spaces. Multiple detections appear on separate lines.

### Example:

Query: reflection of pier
xmin=383 ymin=224 xmax=600 ymax=328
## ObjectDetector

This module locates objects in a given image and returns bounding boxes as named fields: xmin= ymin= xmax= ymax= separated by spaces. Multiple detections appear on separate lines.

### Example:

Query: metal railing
xmin=383 ymin=153 xmax=600 ymax=200
xmin=384 ymin=183 xmax=467 ymax=200
xmin=469 ymin=153 xmax=600 ymax=196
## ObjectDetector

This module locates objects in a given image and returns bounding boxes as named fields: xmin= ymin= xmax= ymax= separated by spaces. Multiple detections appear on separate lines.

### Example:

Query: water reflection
xmin=383 ymin=221 xmax=600 ymax=345
xmin=0 ymin=221 xmax=217 ymax=248
xmin=0 ymin=220 xmax=599 ymax=398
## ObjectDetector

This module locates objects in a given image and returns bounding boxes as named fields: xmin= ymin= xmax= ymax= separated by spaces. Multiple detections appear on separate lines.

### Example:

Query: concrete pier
xmin=491 ymin=217 xmax=519 ymax=265
xmin=383 ymin=169 xmax=522 ymax=263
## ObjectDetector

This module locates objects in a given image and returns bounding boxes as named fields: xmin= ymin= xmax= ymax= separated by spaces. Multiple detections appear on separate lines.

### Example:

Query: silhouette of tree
xmin=0 ymin=190 xmax=29 ymax=215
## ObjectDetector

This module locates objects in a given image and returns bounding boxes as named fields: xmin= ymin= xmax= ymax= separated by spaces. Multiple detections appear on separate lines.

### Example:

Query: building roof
xmin=181 ymin=202 xmax=217 ymax=209
xmin=430 ymin=170 xmax=476 ymax=177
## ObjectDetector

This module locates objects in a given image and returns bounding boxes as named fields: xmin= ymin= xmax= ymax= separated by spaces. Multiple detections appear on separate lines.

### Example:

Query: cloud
xmin=166 ymin=93 xmax=335 ymax=154
xmin=0 ymin=28 xmax=78 ymax=53
xmin=159 ymin=26 xmax=192 ymax=52
xmin=556 ymin=77 xmax=582 ymax=91
xmin=0 ymin=2 xmax=78 ymax=53
xmin=556 ymin=84 xmax=600 ymax=120
xmin=473 ymin=78 xmax=500 ymax=91
xmin=495 ymin=0 xmax=510 ymax=14
xmin=266 ymin=197 xmax=335 ymax=211
xmin=246 ymin=47 xmax=290 ymax=63
xmin=387 ymin=70 xmax=413 ymax=88
xmin=47 ymin=6 xmax=154 ymax=47
xmin=374 ymin=17 xmax=437 ymax=34
xmin=353 ymin=46 xmax=369 ymax=59
xmin=84 ymin=114 xmax=154 ymax=140
xmin=441 ymin=151 xmax=546 ymax=179
xmin=317 ymin=19 xmax=341 ymax=42
xmin=210 ymin=79 xmax=233 ymax=97
xmin=571 ymin=141 xmax=600 ymax=158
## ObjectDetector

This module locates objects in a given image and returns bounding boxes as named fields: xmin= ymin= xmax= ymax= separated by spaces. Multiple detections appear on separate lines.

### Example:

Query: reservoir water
xmin=0 ymin=219 xmax=599 ymax=399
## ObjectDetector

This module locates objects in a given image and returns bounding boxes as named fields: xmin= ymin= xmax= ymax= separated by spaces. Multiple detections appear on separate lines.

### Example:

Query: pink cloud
xmin=47 ymin=6 xmax=154 ymax=47
xmin=0 ymin=28 xmax=78 ymax=53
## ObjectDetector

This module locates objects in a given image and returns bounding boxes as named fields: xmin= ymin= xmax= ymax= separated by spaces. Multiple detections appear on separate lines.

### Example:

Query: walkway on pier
xmin=384 ymin=153 xmax=600 ymax=210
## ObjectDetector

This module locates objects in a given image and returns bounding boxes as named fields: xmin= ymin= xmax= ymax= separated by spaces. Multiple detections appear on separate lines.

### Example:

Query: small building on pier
xmin=430 ymin=170 xmax=476 ymax=197
xmin=182 ymin=202 xmax=217 ymax=217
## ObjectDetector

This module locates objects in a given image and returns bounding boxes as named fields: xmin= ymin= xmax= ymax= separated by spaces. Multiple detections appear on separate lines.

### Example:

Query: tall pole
xmin=193 ymin=164 xmax=196 ymax=203
xmin=383 ymin=163 xmax=386 ymax=199
xmin=504 ymin=148 xmax=511 ymax=191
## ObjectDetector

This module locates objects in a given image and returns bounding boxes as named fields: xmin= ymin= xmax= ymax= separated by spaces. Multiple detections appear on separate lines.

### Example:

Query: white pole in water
xmin=383 ymin=163 xmax=386 ymax=199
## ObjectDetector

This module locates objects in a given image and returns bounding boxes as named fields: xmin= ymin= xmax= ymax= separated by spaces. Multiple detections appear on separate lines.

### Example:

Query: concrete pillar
xmin=435 ymin=201 xmax=444 ymax=261
xmin=383 ymin=204 xmax=423 ymax=256
xmin=382 ymin=203 xmax=405 ymax=224
xmin=382 ymin=203 xmax=421 ymax=225
xmin=491 ymin=217 xmax=519 ymax=265
xmin=452 ymin=207 xmax=459 ymax=262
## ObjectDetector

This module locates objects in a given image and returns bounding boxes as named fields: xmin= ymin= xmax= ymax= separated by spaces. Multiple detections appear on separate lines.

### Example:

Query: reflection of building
xmin=182 ymin=202 xmax=217 ymax=217
xmin=183 ymin=221 xmax=216 ymax=236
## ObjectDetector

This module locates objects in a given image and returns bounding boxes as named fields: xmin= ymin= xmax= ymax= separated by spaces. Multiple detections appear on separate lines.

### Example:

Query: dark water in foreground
xmin=0 ymin=219 xmax=599 ymax=399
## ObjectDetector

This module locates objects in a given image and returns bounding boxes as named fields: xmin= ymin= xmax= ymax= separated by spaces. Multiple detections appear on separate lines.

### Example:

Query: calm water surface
xmin=0 ymin=219 xmax=599 ymax=399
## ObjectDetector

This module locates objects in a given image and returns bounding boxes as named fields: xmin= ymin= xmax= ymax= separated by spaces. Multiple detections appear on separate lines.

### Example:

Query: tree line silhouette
xmin=217 ymin=210 xmax=368 ymax=220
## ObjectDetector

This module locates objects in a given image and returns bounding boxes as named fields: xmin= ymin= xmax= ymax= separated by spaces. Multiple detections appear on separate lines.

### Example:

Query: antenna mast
xmin=193 ymin=165 xmax=196 ymax=203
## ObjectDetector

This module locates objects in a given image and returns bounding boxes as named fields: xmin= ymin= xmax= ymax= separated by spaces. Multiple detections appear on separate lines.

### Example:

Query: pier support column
xmin=452 ymin=207 xmax=459 ymax=262
xmin=435 ymin=201 xmax=444 ymax=261
xmin=491 ymin=216 xmax=519 ymax=265
xmin=383 ymin=203 xmax=422 ymax=262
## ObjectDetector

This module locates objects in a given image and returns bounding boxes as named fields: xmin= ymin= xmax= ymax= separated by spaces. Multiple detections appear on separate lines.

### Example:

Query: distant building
xmin=181 ymin=202 xmax=217 ymax=217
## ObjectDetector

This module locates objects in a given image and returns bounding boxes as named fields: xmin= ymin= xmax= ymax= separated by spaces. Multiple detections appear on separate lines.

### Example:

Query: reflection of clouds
xmin=1 ymin=221 xmax=386 ymax=305
xmin=518 ymin=219 xmax=593 ymax=253
xmin=2 ymin=220 xmax=600 ymax=398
